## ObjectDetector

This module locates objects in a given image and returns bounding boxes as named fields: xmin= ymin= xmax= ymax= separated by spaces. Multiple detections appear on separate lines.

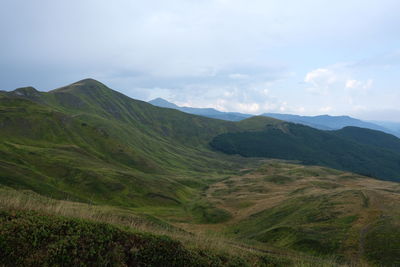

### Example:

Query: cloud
xmin=237 ymin=103 xmax=260 ymax=113
xmin=319 ymin=106 xmax=333 ymax=113
xmin=304 ymin=68 xmax=337 ymax=94
xmin=345 ymin=79 xmax=361 ymax=89
xmin=345 ymin=79 xmax=373 ymax=90
xmin=228 ymin=73 xmax=250 ymax=80
xmin=0 ymin=0 xmax=399 ymax=120
xmin=304 ymin=64 xmax=374 ymax=95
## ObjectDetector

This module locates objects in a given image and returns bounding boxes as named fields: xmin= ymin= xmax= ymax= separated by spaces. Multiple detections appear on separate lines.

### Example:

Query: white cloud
xmin=237 ymin=103 xmax=260 ymax=113
xmin=228 ymin=73 xmax=249 ymax=79
xmin=304 ymin=68 xmax=337 ymax=94
xmin=345 ymin=79 xmax=373 ymax=90
xmin=345 ymin=79 xmax=361 ymax=89
xmin=352 ymin=105 xmax=367 ymax=111
xmin=304 ymin=65 xmax=374 ymax=96
xmin=319 ymin=106 xmax=333 ymax=113
xmin=305 ymin=68 xmax=337 ymax=84
xmin=296 ymin=106 xmax=306 ymax=114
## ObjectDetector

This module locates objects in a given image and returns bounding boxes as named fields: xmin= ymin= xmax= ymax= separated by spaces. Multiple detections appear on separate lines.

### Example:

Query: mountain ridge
xmin=263 ymin=112 xmax=395 ymax=135
xmin=211 ymin=119 xmax=400 ymax=182
xmin=149 ymin=97 xmax=251 ymax=121
xmin=149 ymin=98 xmax=399 ymax=137
xmin=0 ymin=79 xmax=248 ymax=206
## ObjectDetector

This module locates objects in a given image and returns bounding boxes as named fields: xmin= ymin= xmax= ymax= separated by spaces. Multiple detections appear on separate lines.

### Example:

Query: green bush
xmin=0 ymin=210 xmax=246 ymax=266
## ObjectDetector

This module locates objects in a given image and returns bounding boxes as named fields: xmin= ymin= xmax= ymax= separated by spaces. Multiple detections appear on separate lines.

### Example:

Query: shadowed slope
xmin=211 ymin=117 xmax=400 ymax=181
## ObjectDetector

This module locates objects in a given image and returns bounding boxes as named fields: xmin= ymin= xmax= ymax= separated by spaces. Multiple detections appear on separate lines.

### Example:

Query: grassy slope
xmin=191 ymin=160 xmax=400 ymax=265
xmin=0 ymin=95 xmax=193 ymax=206
xmin=0 ymin=186 xmax=341 ymax=267
xmin=0 ymin=209 xmax=252 ymax=267
xmin=2 ymin=79 xmax=400 ymax=266
xmin=210 ymin=120 xmax=400 ymax=182
xmin=0 ymin=79 xmax=253 ymax=207
xmin=3 ymin=162 xmax=398 ymax=266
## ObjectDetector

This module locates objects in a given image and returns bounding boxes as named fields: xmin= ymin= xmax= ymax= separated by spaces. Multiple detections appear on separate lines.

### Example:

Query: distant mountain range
xmin=371 ymin=120 xmax=400 ymax=136
xmin=149 ymin=98 xmax=400 ymax=137
xmin=262 ymin=113 xmax=397 ymax=135
xmin=149 ymin=98 xmax=251 ymax=121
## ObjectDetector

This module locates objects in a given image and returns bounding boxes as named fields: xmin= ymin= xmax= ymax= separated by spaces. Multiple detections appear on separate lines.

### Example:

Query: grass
xmin=190 ymin=200 xmax=232 ymax=224
xmin=0 ymin=83 xmax=255 ymax=208
xmin=0 ymin=186 xmax=345 ymax=266
xmin=195 ymin=161 xmax=400 ymax=265
xmin=231 ymin=195 xmax=354 ymax=255
xmin=263 ymin=175 xmax=295 ymax=184
xmin=364 ymin=218 xmax=400 ymax=266
xmin=0 ymin=186 xmax=176 ymax=234
xmin=0 ymin=209 xmax=251 ymax=267
xmin=2 ymin=79 xmax=400 ymax=266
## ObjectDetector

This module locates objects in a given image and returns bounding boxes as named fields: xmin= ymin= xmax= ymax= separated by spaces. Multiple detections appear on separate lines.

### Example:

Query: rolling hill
xmin=2 ymin=79 xmax=400 ymax=266
xmin=198 ymin=160 xmax=400 ymax=266
xmin=3 ymin=79 xmax=400 ymax=200
xmin=0 ymin=79 xmax=248 ymax=207
xmin=210 ymin=118 xmax=400 ymax=182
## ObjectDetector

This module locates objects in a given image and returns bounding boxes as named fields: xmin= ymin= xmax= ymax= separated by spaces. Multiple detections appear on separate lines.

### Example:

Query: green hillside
xmin=0 ymin=79 xmax=248 ymax=207
xmin=199 ymin=160 xmax=400 ymax=266
xmin=210 ymin=120 xmax=400 ymax=181
xmin=2 ymin=79 xmax=400 ymax=266
xmin=332 ymin=126 xmax=400 ymax=154
xmin=0 ymin=209 xmax=250 ymax=267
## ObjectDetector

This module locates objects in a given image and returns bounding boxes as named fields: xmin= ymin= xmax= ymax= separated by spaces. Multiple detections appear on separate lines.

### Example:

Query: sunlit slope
xmin=201 ymin=161 xmax=400 ymax=265
xmin=42 ymin=79 xmax=239 ymax=147
xmin=0 ymin=185 xmax=342 ymax=267
xmin=0 ymin=95 xmax=194 ymax=206
xmin=0 ymin=80 xmax=250 ymax=206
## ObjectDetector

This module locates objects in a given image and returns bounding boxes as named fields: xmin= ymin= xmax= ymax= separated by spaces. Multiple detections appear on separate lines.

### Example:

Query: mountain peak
xmin=149 ymin=98 xmax=179 ymax=109
xmin=51 ymin=78 xmax=109 ymax=94
xmin=73 ymin=78 xmax=105 ymax=86
xmin=151 ymin=97 xmax=168 ymax=102
xmin=11 ymin=86 xmax=41 ymax=97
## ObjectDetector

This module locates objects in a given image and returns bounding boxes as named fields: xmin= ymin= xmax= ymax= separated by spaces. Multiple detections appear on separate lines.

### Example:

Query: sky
xmin=1 ymin=0 xmax=400 ymax=121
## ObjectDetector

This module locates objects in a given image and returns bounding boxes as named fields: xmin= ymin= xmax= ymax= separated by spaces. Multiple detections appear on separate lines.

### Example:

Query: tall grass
xmin=0 ymin=186 xmax=346 ymax=266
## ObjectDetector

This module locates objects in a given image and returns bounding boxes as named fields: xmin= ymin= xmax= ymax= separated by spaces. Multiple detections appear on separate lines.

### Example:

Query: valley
xmin=1 ymin=79 xmax=400 ymax=266
xmin=190 ymin=161 xmax=400 ymax=265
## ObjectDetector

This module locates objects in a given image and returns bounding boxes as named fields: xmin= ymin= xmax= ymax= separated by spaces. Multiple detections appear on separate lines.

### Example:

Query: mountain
xmin=262 ymin=113 xmax=397 ymax=136
xmin=210 ymin=117 xmax=400 ymax=182
xmin=149 ymin=98 xmax=400 ymax=138
xmin=332 ymin=126 xmax=400 ymax=154
xmin=148 ymin=97 xmax=180 ymax=109
xmin=371 ymin=120 xmax=400 ymax=137
xmin=0 ymin=79 xmax=245 ymax=207
xmin=2 ymin=79 xmax=400 ymax=265
xmin=3 ymin=80 xmax=400 ymax=200
xmin=149 ymin=98 xmax=251 ymax=121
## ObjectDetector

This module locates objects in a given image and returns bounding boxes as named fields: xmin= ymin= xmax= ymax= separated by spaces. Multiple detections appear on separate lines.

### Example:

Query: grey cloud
xmin=1 ymin=0 xmax=399 ymax=119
